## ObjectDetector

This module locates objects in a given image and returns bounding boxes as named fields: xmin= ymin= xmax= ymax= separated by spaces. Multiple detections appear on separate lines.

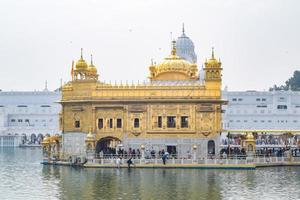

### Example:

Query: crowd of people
xmin=221 ymin=135 xmax=300 ymax=146
xmin=219 ymin=146 xmax=300 ymax=158
xmin=113 ymin=149 xmax=171 ymax=168
xmin=255 ymin=135 xmax=299 ymax=146
xmin=97 ymin=147 xmax=176 ymax=160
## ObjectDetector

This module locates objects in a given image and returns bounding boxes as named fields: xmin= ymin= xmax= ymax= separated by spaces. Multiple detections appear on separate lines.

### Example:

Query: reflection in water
xmin=1 ymin=148 xmax=300 ymax=200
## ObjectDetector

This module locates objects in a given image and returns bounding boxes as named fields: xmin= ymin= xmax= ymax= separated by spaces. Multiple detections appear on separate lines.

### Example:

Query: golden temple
xmin=45 ymin=37 xmax=225 ymax=160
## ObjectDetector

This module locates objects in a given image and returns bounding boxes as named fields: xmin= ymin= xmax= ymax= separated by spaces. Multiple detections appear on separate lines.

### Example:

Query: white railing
xmin=88 ymin=155 xmax=300 ymax=166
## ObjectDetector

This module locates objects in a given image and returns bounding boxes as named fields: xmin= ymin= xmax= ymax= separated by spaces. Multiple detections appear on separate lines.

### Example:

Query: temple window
xmin=98 ymin=118 xmax=103 ymax=129
xmin=75 ymin=120 xmax=80 ymax=128
xmin=181 ymin=116 xmax=188 ymax=128
xmin=277 ymin=105 xmax=287 ymax=109
xmin=117 ymin=118 xmax=122 ymax=128
xmin=167 ymin=116 xmax=176 ymax=128
xmin=157 ymin=116 xmax=162 ymax=128
xmin=134 ymin=118 xmax=139 ymax=128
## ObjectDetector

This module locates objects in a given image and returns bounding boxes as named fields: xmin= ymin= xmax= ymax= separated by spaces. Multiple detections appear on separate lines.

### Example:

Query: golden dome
xmin=158 ymin=55 xmax=192 ymax=70
xmin=75 ymin=48 xmax=88 ymax=70
xmin=149 ymin=40 xmax=198 ymax=81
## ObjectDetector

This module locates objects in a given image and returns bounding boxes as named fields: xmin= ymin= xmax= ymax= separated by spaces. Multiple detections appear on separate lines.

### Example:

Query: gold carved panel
xmin=128 ymin=104 xmax=146 ymax=112
xmin=196 ymin=104 xmax=214 ymax=112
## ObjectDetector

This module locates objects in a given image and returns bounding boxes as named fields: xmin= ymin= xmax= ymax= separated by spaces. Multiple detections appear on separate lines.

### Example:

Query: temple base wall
xmin=62 ymin=132 xmax=86 ymax=156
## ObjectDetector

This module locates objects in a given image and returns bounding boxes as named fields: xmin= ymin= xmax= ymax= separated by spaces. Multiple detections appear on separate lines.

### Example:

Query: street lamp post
xmin=192 ymin=144 xmax=197 ymax=163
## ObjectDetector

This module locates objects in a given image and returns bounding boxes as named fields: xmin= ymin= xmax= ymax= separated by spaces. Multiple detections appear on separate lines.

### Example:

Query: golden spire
xmin=80 ymin=48 xmax=83 ymax=59
xmin=211 ymin=47 xmax=215 ymax=59
xmin=88 ymin=54 xmax=97 ymax=74
xmin=171 ymin=40 xmax=176 ymax=56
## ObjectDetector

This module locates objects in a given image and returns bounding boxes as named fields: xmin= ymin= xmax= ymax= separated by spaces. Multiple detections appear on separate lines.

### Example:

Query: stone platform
xmin=41 ymin=156 xmax=300 ymax=170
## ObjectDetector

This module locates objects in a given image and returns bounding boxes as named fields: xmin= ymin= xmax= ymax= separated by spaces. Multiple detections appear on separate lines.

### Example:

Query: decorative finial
xmin=90 ymin=54 xmax=93 ymax=65
xmin=182 ymin=23 xmax=185 ymax=34
xmin=151 ymin=58 xmax=153 ymax=65
xmin=80 ymin=48 xmax=83 ymax=59
xmin=171 ymin=40 xmax=176 ymax=55
xmin=211 ymin=47 xmax=215 ymax=59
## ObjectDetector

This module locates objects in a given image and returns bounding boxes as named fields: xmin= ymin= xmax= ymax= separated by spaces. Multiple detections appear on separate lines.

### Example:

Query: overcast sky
xmin=0 ymin=0 xmax=299 ymax=91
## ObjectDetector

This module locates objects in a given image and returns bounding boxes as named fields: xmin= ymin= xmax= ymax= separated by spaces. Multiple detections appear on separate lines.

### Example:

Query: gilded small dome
xmin=88 ymin=54 xmax=98 ymax=74
xmin=205 ymin=48 xmax=221 ymax=68
xmin=76 ymin=48 xmax=88 ymax=70
xmin=246 ymin=133 xmax=254 ymax=140
xmin=76 ymin=57 xmax=88 ymax=70
xmin=206 ymin=58 xmax=219 ymax=66
xmin=85 ymin=130 xmax=95 ymax=141
xmin=87 ymin=131 xmax=93 ymax=138
xmin=88 ymin=64 xmax=97 ymax=74
xmin=41 ymin=136 xmax=50 ymax=145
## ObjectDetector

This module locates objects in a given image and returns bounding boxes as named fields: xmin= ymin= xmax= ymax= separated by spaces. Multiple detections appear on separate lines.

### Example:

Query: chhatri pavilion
xmin=49 ymin=34 xmax=225 ymax=159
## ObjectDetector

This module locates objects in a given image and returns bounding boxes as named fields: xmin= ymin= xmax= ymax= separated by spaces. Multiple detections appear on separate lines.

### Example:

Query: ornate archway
xmin=31 ymin=134 xmax=37 ymax=143
xmin=95 ymin=137 xmax=122 ymax=155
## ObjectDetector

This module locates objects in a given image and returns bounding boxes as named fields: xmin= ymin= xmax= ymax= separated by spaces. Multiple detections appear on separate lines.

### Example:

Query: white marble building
xmin=0 ymin=90 xmax=61 ymax=146
xmin=222 ymin=88 xmax=300 ymax=132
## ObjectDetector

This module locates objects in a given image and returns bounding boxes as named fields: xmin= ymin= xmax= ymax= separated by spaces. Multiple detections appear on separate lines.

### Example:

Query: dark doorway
xmin=96 ymin=137 xmax=121 ymax=155
xmin=208 ymin=140 xmax=215 ymax=155
xmin=167 ymin=145 xmax=177 ymax=156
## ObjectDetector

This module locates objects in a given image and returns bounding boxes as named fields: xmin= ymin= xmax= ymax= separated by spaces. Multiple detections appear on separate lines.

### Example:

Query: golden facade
xmin=60 ymin=42 xmax=225 ymax=158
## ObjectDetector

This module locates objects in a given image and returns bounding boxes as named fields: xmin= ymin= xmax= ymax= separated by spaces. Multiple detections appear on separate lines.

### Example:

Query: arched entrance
xmin=22 ymin=134 xmax=26 ymax=144
xmin=207 ymin=140 xmax=215 ymax=155
xmin=31 ymin=134 xmax=37 ymax=144
xmin=96 ymin=137 xmax=122 ymax=155
xmin=37 ymin=134 xmax=43 ymax=144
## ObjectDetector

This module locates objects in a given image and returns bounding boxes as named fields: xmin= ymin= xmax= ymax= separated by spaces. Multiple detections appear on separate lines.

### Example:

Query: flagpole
xmin=71 ymin=60 xmax=74 ymax=81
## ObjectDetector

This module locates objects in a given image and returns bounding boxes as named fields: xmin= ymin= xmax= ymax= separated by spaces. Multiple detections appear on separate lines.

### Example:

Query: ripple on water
xmin=1 ymin=148 xmax=300 ymax=200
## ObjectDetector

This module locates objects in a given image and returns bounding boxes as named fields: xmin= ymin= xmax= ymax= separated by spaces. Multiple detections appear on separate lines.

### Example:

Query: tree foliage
xmin=269 ymin=70 xmax=300 ymax=91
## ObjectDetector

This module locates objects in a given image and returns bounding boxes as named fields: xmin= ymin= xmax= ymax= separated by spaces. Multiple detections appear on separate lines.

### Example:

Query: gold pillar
xmin=243 ymin=132 xmax=256 ymax=155
xmin=41 ymin=136 xmax=51 ymax=161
